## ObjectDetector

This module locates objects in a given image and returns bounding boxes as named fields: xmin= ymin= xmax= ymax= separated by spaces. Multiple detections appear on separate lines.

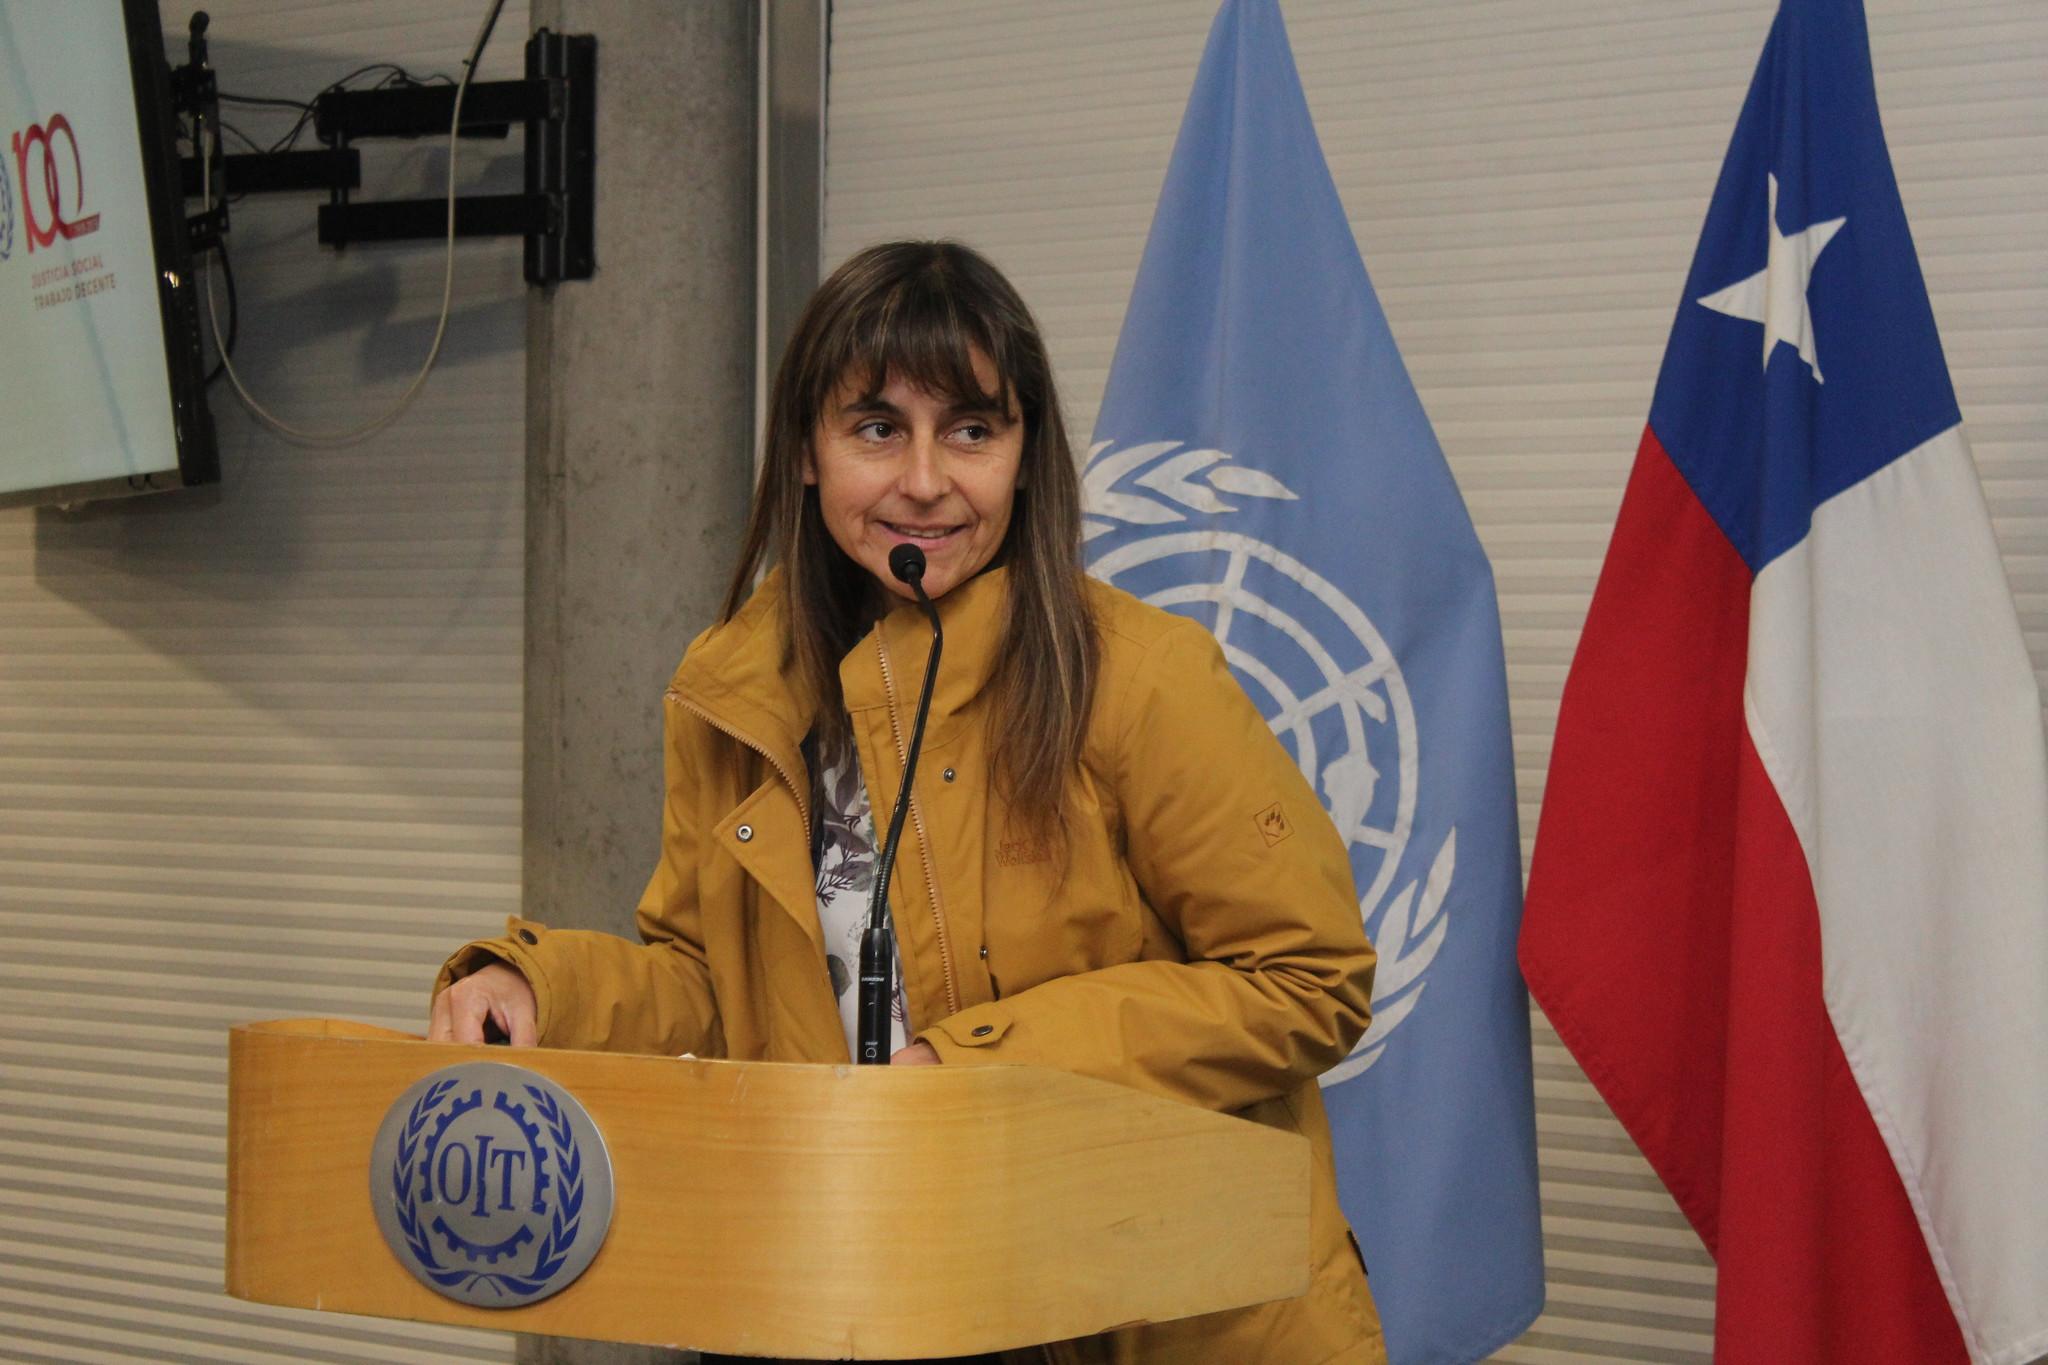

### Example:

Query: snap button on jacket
xmin=437 ymin=567 xmax=1387 ymax=1363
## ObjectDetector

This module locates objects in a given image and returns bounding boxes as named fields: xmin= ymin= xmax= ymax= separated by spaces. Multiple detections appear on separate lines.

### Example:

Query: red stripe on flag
xmin=1522 ymin=429 xmax=1750 ymax=1242
xmin=1718 ymin=736 xmax=1965 ymax=1363
xmin=1521 ymin=428 xmax=1966 ymax=1362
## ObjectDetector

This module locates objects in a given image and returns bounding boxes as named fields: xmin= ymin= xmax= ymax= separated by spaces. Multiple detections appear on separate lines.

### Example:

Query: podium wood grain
xmin=226 ymin=1019 xmax=1312 ymax=1359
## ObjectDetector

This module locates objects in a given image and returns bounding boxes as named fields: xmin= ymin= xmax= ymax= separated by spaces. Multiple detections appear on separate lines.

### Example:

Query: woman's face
xmin=806 ymin=349 xmax=1024 ymax=603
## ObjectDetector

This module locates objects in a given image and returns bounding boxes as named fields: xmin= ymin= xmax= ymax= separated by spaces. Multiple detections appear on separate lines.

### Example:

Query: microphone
xmin=886 ymin=541 xmax=925 ymax=588
xmin=857 ymin=545 xmax=944 ymax=1064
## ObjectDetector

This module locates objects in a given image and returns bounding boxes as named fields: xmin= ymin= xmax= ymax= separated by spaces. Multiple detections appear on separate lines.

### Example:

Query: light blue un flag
xmin=1084 ymin=2 xmax=1544 ymax=1359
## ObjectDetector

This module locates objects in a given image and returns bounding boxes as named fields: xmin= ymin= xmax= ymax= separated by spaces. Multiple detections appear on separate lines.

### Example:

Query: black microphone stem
xmin=857 ymin=550 xmax=943 ymax=1064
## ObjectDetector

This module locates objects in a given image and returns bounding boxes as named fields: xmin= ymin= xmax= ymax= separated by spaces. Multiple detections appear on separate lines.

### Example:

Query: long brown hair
xmin=722 ymin=241 xmax=1097 ymax=832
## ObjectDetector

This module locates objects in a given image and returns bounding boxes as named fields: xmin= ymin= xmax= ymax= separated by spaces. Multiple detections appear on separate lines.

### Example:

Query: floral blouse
xmin=806 ymin=727 xmax=908 ymax=1058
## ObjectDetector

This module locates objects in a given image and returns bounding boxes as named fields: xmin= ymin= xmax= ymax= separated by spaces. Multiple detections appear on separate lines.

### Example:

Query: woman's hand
xmin=429 ymin=962 xmax=538 ymax=1046
xmin=890 ymin=1040 xmax=940 ymax=1066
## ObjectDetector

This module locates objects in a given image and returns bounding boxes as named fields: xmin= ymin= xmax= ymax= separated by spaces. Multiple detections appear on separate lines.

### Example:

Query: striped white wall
xmin=822 ymin=1 xmax=2048 ymax=1360
xmin=0 ymin=2 xmax=526 ymax=1360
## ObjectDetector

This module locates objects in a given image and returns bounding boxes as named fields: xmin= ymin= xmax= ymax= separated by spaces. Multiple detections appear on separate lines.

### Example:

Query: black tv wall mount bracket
xmin=170 ymin=22 xmax=596 ymax=286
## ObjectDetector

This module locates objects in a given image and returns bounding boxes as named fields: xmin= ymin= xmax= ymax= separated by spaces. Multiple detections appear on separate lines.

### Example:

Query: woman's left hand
xmin=891 ymin=1041 xmax=940 ymax=1065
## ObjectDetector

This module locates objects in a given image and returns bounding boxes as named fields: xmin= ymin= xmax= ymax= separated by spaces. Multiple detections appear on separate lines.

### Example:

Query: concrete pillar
xmin=524 ymin=0 xmax=756 ymax=953
xmin=521 ymin=3 xmax=757 ymax=1359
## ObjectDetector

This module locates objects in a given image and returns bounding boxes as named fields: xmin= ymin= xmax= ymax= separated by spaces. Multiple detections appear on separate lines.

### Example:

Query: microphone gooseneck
xmin=857 ymin=545 xmax=944 ymax=1064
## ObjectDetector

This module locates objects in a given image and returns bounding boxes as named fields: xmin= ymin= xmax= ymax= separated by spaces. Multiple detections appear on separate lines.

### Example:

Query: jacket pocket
xmin=983 ymin=842 xmax=1144 ymax=994
xmin=980 ymin=766 xmax=1144 ymax=992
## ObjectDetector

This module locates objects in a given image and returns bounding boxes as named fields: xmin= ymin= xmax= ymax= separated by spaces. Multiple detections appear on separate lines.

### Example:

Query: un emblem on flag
xmin=368 ymin=1062 xmax=615 ymax=1307
xmin=1086 ymin=441 xmax=1453 ymax=1085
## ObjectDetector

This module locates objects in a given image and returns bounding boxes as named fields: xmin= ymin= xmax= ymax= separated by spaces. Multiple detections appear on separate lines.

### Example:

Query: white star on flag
xmin=1696 ymin=173 xmax=1847 ymax=382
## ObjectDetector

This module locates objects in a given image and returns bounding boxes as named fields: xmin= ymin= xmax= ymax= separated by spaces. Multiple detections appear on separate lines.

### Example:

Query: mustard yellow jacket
xmin=441 ymin=566 xmax=1386 ymax=1364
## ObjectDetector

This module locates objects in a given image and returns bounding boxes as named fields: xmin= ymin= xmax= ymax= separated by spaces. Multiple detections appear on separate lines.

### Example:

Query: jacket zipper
xmin=664 ymin=687 xmax=809 ymax=828
xmin=874 ymin=634 xmax=961 ymax=1018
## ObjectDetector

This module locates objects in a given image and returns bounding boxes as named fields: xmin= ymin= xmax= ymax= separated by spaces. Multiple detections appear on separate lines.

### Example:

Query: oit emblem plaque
xmin=368 ymin=1061 xmax=615 ymax=1307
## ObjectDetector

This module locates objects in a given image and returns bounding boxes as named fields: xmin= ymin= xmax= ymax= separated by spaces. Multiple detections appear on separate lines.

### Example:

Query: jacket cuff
xmin=430 ymin=916 xmax=559 ymax=1042
xmin=918 ymin=1006 xmax=1015 ymax=1063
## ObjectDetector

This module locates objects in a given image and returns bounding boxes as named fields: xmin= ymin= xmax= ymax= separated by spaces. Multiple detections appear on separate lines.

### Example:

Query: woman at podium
xmin=430 ymin=241 xmax=1386 ymax=1364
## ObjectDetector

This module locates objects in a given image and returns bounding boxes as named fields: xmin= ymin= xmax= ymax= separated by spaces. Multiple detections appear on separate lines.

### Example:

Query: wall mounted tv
xmin=0 ymin=0 xmax=217 ymax=510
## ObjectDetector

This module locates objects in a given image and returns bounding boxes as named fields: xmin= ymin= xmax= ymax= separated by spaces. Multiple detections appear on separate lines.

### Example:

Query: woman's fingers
xmin=428 ymin=963 xmax=537 ymax=1046
xmin=428 ymin=985 xmax=455 ymax=1041
xmin=490 ymin=997 xmax=538 ymax=1048
xmin=443 ymin=980 xmax=491 ymax=1044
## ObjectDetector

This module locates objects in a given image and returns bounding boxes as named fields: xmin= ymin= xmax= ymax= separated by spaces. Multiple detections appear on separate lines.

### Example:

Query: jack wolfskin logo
xmin=1255 ymin=802 xmax=1292 ymax=847
xmin=997 ymin=836 xmax=1050 ymax=867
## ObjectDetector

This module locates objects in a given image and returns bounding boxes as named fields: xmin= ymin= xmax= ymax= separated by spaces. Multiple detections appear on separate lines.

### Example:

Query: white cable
xmin=198 ymin=0 xmax=504 ymax=448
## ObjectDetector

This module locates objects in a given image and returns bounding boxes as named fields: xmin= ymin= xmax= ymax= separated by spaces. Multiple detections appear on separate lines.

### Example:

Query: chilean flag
xmin=1518 ymin=2 xmax=2048 ymax=1362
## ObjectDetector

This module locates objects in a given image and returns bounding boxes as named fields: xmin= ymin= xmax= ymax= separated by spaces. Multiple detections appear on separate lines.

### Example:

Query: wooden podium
xmin=226 ymin=1019 xmax=1313 ymax=1359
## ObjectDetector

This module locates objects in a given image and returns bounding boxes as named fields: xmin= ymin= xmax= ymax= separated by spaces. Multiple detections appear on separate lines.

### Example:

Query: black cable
xmin=217 ymin=120 xmax=262 ymax=153
xmin=217 ymin=91 xmax=313 ymax=113
xmin=266 ymin=106 xmax=317 ymax=154
xmin=464 ymin=0 xmax=510 ymax=78
xmin=215 ymin=121 xmax=263 ymax=203
xmin=218 ymin=63 xmax=458 ymax=157
xmin=179 ymin=114 xmax=269 ymax=209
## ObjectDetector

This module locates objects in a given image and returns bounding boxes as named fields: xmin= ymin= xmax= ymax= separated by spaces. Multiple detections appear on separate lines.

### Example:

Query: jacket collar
xmin=840 ymin=564 xmax=1007 ymax=724
xmin=668 ymin=564 xmax=1011 ymax=782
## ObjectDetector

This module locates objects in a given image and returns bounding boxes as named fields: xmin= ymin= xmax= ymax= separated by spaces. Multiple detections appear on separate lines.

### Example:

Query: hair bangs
xmin=824 ymin=270 xmax=1017 ymax=420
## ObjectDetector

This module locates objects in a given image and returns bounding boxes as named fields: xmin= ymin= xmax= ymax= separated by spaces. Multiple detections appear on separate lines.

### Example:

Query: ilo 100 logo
xmin=368 ymin=1062 xmax=615 ymax=1307
xmin=3 ymin=113 xmax=102 ymax=262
